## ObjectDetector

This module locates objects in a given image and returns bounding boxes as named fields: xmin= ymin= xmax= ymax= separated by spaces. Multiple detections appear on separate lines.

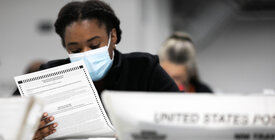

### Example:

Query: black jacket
xmin=14 ymin=50 xmax=178 ymax=96
xmin=192 ymin=80 xmax=213 ymax=93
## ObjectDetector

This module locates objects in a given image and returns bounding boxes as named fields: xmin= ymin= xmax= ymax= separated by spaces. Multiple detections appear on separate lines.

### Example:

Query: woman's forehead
xmin=66 ymin=19 xmax=106 ymax=32
xmin=64 ymin=19 xmax=108 ymax=41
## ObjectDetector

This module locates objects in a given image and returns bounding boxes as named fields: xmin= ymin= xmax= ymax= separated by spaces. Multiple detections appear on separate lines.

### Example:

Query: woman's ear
xmin=111 ymin=28 xmax=117 ymax=48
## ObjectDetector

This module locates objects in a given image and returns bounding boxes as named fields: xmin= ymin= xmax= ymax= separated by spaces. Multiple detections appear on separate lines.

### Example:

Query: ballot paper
xmin=14 ymin=61 xmax=115 ymax=139
xmin=0 ymin=96 xmax=44 ymax=140
xmin=102 ymin=91 xmax=275 ymax=140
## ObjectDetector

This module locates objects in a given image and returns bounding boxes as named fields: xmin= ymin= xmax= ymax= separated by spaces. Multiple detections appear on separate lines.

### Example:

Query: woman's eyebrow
xmin=67 ymin=42 xmax=78 ymax=47
xmin=87 ymin=36 xmax=100 ymax=42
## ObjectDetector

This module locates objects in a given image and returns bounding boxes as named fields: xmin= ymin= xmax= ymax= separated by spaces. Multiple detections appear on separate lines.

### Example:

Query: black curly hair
xmin=54 ymin=0 xmax=122 ymax=47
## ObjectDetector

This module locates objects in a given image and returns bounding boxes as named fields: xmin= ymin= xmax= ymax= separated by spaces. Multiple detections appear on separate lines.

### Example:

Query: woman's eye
xmin=89 ymin=44 xmax=100 ymax=50
xmin=71 ymin=49 xmax=81 ymax=53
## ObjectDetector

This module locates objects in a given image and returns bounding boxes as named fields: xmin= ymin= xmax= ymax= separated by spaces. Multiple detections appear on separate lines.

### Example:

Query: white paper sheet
xmin=14 ymin=61 xmax=114 ymax=139
xmin=102 ymin=91 xmax=275 ymax=140
xmin=0 ymin=97 xmax=44 ymax=140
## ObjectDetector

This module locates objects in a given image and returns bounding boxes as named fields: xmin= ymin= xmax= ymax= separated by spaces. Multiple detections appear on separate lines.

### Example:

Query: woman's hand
xmin=33 ymin=112 xmax=58 ymax=140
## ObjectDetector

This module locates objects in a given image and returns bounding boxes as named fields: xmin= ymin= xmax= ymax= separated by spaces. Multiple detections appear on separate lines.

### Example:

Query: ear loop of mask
xmin=108 ymin=32 xmax=115 ymax=60
xmin=107 ymin=32 xmax=111 ymax=47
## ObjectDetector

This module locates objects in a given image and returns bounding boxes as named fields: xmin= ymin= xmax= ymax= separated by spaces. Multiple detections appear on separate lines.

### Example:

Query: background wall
xmin=0 ymin=0 xmax=68 ymax=96
xmin=197 ymin=18 xmax=275 ymax=93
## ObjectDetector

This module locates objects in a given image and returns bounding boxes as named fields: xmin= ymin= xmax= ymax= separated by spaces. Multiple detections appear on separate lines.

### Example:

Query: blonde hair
xmin=159 ymin=32 xmax=200 ymax=82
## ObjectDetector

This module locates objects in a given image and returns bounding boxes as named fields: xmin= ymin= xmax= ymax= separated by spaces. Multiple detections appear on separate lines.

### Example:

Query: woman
xmin=32 ymin=0 xmax=178 ymax=139
xmin=159 ymin=32 xmax=213 ymax=93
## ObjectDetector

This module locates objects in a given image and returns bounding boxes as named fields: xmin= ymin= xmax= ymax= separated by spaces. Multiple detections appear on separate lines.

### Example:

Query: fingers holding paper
xmin=38 ymin=112 xmax=55 ymax=128
xmin=33 ymin=112 xmax=58 ymax=140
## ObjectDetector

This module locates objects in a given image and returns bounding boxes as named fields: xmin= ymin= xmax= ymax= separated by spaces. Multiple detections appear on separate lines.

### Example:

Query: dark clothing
xmin=13 ymin=89 xmax=20 ymax=96
xmin=192 ymin=80 xmax=213 ymax=93
xmin=13 ymin=49 xmax=178 ymax=96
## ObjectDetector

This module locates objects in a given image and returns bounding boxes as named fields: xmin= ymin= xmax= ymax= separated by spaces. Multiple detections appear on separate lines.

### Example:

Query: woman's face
xmin=64 ymin=19 xmax=117 ymax=58
xmin=160 ymin=60 xmax=189 ymax=87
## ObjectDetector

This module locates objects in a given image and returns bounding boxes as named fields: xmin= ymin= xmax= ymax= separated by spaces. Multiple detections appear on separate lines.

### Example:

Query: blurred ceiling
xmin=235 ymin=0 xmax=275 ymax=11
xmin=171 ymin=0 xmax=275 ymax=51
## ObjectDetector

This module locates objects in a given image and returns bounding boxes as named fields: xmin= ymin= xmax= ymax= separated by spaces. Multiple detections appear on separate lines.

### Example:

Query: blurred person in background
xmin=13 ymin=60 xmax=45 ymax=96
xmin=23 ymin=0 xmax=178 ymax=139
xmin=159 ymin=32 xmax=213 ymax=93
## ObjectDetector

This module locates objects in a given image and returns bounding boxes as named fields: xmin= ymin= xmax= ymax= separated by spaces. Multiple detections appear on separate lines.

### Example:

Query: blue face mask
xmin=68 ymin=34 xmax=113 ymax=81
